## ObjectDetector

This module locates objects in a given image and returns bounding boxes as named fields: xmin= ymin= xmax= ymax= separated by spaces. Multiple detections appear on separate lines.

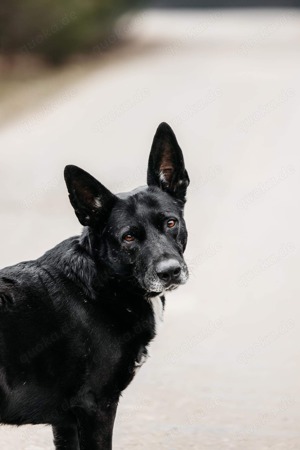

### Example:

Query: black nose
xmin=156 ymin=259 xmax=182 ymax=284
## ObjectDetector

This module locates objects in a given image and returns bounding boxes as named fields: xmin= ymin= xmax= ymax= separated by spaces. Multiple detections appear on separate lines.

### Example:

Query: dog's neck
xmin=58 ymin=228 xmax=154 ymax=304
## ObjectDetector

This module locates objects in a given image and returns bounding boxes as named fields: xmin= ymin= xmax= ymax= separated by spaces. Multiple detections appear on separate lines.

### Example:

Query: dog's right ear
xmin=64 ymin=165 xmax=117 ymax=227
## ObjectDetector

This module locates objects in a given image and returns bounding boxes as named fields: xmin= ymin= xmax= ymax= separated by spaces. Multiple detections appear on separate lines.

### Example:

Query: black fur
xmin=0 ymin=122 xmax=189 ymax=449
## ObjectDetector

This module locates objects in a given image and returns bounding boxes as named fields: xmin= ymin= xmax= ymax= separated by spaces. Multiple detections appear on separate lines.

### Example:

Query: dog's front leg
xmin=77 ymin=401 xmax=118 ymax=450
xmin=53 ymin=420 xmax=80 ymax=450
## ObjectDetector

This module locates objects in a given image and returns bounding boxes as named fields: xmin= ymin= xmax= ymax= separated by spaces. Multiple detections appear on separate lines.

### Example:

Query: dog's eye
xmin=123 ymin=234 xmax=135 ymax=242
xmin=166 ymin=219 xmax=177 ymax=228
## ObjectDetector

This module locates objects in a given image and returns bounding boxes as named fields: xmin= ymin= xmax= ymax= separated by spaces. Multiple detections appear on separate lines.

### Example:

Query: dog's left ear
xmin=147 ymin=122 xmax=190 ymax=202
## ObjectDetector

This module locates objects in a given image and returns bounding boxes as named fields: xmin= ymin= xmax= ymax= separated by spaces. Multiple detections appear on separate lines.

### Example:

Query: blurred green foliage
xmin=0 ymin=0 xmax=142 ymax=64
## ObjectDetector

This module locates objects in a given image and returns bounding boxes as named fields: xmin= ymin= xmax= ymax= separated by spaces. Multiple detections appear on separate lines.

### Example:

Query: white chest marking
xmin=149 ymin=295 xmax=164 ymax=333
xmin=134 ymin=351 xmax=149 ymax=373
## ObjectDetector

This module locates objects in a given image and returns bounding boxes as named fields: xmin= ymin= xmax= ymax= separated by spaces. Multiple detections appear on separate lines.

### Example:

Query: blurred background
xmin=0 ymin=0 xmax=300 ymax=449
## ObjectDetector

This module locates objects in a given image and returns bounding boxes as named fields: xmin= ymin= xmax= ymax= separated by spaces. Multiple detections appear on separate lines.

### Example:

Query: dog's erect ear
xmin=64 ymin=165 xmax=117 ymax=227
xmin=147 ymin=122 xmax=190 ymax=202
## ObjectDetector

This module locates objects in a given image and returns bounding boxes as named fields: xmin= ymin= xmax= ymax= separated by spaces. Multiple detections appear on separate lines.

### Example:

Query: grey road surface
xmin=0 ymin=9 xmax=299 ymax=450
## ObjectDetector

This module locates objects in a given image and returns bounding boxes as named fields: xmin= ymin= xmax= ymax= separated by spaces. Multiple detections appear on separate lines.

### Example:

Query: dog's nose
xmin=156 ymin=259 xmax=181 ymax=284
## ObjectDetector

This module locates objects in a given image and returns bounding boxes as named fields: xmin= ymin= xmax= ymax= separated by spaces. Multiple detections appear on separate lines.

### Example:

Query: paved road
xmin=0 ymin=9 xmax=300 ymax=449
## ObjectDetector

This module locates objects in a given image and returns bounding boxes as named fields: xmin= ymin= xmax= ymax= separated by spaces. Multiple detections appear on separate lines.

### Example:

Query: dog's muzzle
xmin=140 ymin=258 xmax=189 ymax=293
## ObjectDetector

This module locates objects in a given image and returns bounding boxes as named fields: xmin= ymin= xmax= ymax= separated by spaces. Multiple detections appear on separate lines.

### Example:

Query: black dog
xmin=0 ymin=122 xmax=189 ymax=449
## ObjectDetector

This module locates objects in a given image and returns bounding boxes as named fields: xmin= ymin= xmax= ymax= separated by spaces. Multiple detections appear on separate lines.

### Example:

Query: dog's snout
xmin=156 ymin=259 xmax=181 ymax=284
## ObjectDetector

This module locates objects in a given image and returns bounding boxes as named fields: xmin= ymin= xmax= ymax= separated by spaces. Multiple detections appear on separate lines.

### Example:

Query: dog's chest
xmin=84 ymin=295 xmax=165 ymax=397
xmin=66 ymin=295 xmax=166 ymax=416
xmin=131 ymin=295 xmax=164 ymax=371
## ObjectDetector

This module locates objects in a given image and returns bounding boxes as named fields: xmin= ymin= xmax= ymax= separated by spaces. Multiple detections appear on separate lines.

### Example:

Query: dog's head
xmin=64 ymin=123 xmax=190 ymax=295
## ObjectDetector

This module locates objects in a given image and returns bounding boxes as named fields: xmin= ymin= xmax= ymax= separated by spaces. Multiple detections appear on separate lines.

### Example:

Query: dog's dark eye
xmin=166 ymin=219 xmax=177 ymax=228
xmin=123 ymin=234 xmax=135 ymax=242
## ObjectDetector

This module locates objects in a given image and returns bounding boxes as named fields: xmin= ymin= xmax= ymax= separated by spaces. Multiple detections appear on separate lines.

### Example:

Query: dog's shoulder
xmin=0 ymin=261 xmax=43 ymax=311
xmin=0 ymin=276 xmax=17 ymax=310
xmin=0 ymin=242 xmax=76 ymax=307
